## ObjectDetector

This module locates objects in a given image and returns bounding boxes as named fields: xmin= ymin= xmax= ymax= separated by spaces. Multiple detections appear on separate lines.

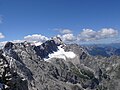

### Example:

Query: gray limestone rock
xmin=0 ymin=37 xmax=120 ymax=90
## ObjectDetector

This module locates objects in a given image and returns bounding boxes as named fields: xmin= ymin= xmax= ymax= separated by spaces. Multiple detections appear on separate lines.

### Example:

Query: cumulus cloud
xmin=24 ymin=34 xmax=49 ymax=42
xmin=54 ymin=28 xmax=75 ymax=43
xmin=59 ymin=29 xmax=72 ymax=34
xmin=80 ymin=29 xmax=96 ymax=38
xmin=62 ymin=34 xmax=75 ymax=41
xmin=0 ymin=33 xmax=5 ymax=39
xmin=99 ymin=28 xmax=118 ymax=38
xmin=58 ymin=34 xmax=76 ymax=42
xmin=78 ymin=28 xmax=118 ymax=42
xmin=0 ymin=28 xmax=118 ymax=47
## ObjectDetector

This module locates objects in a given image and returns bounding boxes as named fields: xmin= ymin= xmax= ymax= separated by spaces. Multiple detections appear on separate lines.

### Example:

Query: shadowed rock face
xmin=0 ymin=37 xmax=120 ymax=90
xmin=34 ymin=40 xmax=59 ymax=59
xmin=4 ymin=42 xmax=14 ymax=50
xmin=33 ymin=37 xmax=65 ymax=59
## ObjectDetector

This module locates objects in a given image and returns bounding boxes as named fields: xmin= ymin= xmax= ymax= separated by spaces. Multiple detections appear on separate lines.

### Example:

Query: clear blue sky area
xmin=0 ymin=0 xmax=120 ymax=43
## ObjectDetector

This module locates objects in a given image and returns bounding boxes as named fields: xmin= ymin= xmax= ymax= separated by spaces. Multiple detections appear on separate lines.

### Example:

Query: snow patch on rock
xmin=44 ymin=45 xmax=76 ymax=61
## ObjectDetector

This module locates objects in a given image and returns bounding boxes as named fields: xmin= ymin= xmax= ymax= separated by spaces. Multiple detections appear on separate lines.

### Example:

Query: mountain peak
xmin=51 ymin=36 xmax=64 ymax=46
xmin=4 ymin=42 xmax=14 ymax=49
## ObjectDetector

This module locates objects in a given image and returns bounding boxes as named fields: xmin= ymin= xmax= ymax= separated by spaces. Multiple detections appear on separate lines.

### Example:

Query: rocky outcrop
xmin=33 ymin=36 xmax=64 ymax=59
xmin=0 ymin=49 xmax=28 ymax=90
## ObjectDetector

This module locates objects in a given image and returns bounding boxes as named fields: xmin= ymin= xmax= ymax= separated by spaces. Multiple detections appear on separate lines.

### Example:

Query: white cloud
xmin=24 ymin=34 xmax=49 ymax=43
xmin=59 ymin=33 xmax=76 ymax=42
xmin=80 ymin=29 xmax=97 ymax=38
xmin=0 ymin=41 xmax=7 ymax=48
xmin=99 ymin=28 xmax=118 ymax=38
xmin=60 ymin=29 xmax=72 ymax=34
xmin=12 ymin=40 xmax=25 ymax=43
xmin=55 ymin=29 xmax=75 ymax=43
xmin=78 ymin=28 xmax=118 ymax=42
xmin=0 ymin=34 xmax=49 ymax=47
xmin=0 ymin=28 xmax=118 ymax=47
xmin=0 ymin=33 xmax=5 ymax=39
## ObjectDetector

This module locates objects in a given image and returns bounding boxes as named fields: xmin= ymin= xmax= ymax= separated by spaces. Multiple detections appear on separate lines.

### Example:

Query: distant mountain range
xmin=83 ymin=43 xmax=120 ymax=57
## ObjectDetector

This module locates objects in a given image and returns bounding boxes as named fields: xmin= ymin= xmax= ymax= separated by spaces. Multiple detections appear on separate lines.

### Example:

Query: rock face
xmin=0 ymin=37 xmax=120 ymax=90
xmin=0 ymin=49 xmax=28 ymax=90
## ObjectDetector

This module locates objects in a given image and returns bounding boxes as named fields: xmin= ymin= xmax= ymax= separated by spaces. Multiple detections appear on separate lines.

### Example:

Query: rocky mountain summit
xmin=0 ymin=37 xmax=120 ymax=90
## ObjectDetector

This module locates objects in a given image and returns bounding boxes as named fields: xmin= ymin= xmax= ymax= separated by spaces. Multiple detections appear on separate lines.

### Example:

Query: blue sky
xmin=0 ymin=0 xmax=120 ymax=44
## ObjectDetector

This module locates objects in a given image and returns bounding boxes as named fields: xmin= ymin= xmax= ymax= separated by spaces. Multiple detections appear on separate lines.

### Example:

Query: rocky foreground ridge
xmin=0 ymin=37 xmax=120 ymax=90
